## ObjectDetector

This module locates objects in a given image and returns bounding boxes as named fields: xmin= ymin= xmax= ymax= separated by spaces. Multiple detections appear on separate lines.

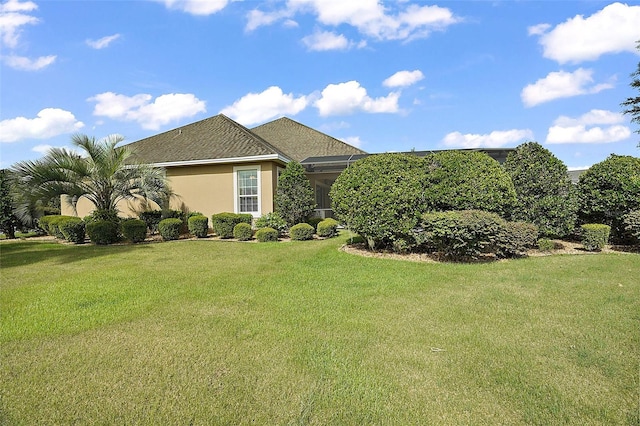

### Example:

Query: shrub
xmin=537 ymin=238 xmax=556 ymax=252
xmin=84 ymin=209 xmax=121 ymax=225
xmin=233 ymin=222 xmax=253 ymax=241
xmin=256 ymin=227 xmax=278 ymax=242
xmin=622 ymin=210 xmax=640 ymax=244
xmin=290 ymin=223 xmax=315 ymax=241
xmin=139 ymin=210 xmax=162 ymax=234
xmin=580 ymin=224 xmax=610 ymax=251
xmin=495 ymin=221 xmax=538 ymax=258
xmin=121 ymin=219 xmax=147 ymax=243
xmin=275 ymin=161 xmax=316 ymax=227
xmin=86 ymin=220 xmax=120 ymax=245
xmin=58 ymin=217 xmax=85 ymax=244
xmin=317 ymin=218 xmax=339 ymax=238
xmin=158 ymin=218 xmax=182 ymax=241
xmin=504 ymin=142 xmax=578 ymax=238
xmin=188 ymin=215 xmax=209 ymax=238
xmin=255 ymin=212 xmax=288 ymax=236
xmin=37 ymin=215 xmax=57 ymax=235
xmin=162 ymin=209 xmax=187 ymax=234
xmin=40 ymin=215 xmax=77 ymax=239
xmin=307 ymin=217 xmax=323 ymax=229
xmin=212 ymin=213 xmax=252 ymax=239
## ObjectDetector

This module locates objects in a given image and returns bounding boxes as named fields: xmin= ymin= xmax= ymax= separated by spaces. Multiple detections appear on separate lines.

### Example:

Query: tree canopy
xmin=275 ymin=161 xmax=316 ymax=227
xmin=621 ymin=41 xmax=640 ymax=146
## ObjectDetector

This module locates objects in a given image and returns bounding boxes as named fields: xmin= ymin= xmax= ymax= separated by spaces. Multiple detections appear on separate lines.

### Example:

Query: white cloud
xmin=531 ymin=2 xmax=640 ymax=64
xmin=302 ymin=30 xmax=352 ymax=51
xmin=0 ymin=0 xmax=38 ymax=48
xmin=314 ymin=80 xmax=400 ymax=116
xmin=340 ymin=136 xmax=363 ymax=148
xmin=86 ymin=33 xmax=121 ymax=49
xmin=527 ymin=23 xmax=550 ymax=36
xmin=31 ymin=144 xmax=54 ymax=154
xmin=521 ymin=68 xmax=613 ymax=107
xmin=220 ymin=86 xmax=308 ymax=126
xmin=546 ymin=109 xmax=631 ymax=144
xmin=89 ymin=92 xmax=206 ymax=130
xmin=246 ymin=9 xmax=294 ymax=32
xmin=2 ymin=54 xmax=56 ymax=70
xmin=383 ymin=69 xmax=424 ymax=88
xmin=158 ymin=0 xmax=229 ymax=16
xmin=0 ymin=108 xmax=84 ymax=143
xmin=442 ymin=129 xmax=533 ymax=148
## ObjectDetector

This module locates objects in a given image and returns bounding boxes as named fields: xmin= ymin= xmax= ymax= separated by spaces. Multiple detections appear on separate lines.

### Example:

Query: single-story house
xmin=62 ymin=114 xmax=515 ymax=219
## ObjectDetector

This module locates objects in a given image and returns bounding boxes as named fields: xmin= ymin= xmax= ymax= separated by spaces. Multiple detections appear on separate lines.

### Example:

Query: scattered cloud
xmin=442 ymin=129 xmax=533 ymax=148
xmin=246 ymin=8 xmax=293 ymax=32
xmin=383 ymin=70 xmax=424 ymax=88
xmin=546 ymin=109 xmax=631 ymax=144
xmin=0 ymin=0 xmax=38 ymax=48
xmin=315 ymin=80 xmax=400 ymax=116
xmin=339 ymin=136 xmax=363 ymax=148
xmin=531 ymin=2 xmax=640 ymax=64
xmin=86 ymin=33 xmax=121 ymax=49
xmin=302 ymin=30 xmax=355 ymax=51
xmin=0 ymin=108 xmax=84 ymax=143
xmin=157 ymin=0 xmax=230 ymax=15
xmin=521 ymin=68 xmax=613 ymax=107
xmin=220 ymin=86 xmax=308 ymax=126
xmin=89 ymin=92 xmax=206 ymax=130
xmin=2 ymin=54 xmax=56 ymax=70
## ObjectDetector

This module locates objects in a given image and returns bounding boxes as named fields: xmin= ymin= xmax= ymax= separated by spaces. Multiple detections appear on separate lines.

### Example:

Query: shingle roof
xmin=124 ymin=114 xmax=287 ymax=165
xmin=251 ymin=117 xmax=367 ymax=162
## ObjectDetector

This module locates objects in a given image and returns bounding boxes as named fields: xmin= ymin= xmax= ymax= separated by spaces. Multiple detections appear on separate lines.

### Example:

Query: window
xmin=234 ymin=166 xmax=261 ymax=216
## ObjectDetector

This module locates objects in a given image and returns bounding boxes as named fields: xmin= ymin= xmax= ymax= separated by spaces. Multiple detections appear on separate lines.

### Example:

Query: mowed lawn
xmin=1 ymin=235 xmax=638 ymax=425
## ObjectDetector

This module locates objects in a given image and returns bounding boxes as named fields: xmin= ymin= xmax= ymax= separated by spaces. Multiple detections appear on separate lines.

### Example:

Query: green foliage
xmin=158 ymin=218 xmax=182 ymax=241
xmin=290 ymin=223 xmax=315 ymax=241
xmin=86 ymin=220 xmax=120 ymax=245
xmin=58 ymin=217 xmax=86 ymax=244
xmin=188 ymin=215 xmax=209 ymax=238
xmin=139 ymin=210 xmax=162 ymax=234
xmin=580 ymin=224 xmax=611 ymax=251
xmin=495 ymin=221 xmax=538 ymax=258
xmin=37 ymin=215 xmax=58 ymax=236
xmin=84 ymin=209 xmax=121 ymax=225
xmin=577 ymin=155 xmax=640 ymax=241
xmin=621 ymin=41 xmax=640 ymax=144
xmin=317 ymin=218 xmax=339 ymax=238
xmin=211 ymin=213 xmax=252 ymax=239
xmin=275 ymin=161 xmax=316 ymax=227
xmin=255 ymin=227 xmax=278 ymax=242
xmin=330 ymin=153 xmax=426 ymax=250
xmin=255 ymin=212 xmax=288 ymax=236
xmin=504 ymin=142 xmax=577 ymax=237
xmin=537 ymin=238 xmax=556 ymax=252
xmin=233 ymin=222 xmax=253 ymax=241
xmin=121 ymin=219 xmax=147 ymax=243
xmin=622 ymin=210 xmax=640 ymax=244
xmin=0 ymin=169 xmax=19 ymax=239
xmin=39 ymin=215 xmax=77 ymax=239
xmin=307 ymin=217 xmax=323 ymax=228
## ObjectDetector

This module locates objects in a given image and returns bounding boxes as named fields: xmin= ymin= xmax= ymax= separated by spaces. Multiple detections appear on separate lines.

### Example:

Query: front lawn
xmin=1 ymin=236 xmax=638 ymax=424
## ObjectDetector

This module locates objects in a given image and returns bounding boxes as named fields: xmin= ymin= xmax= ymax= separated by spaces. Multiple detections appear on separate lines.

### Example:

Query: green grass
xmin=1 ymin=236 xmax=639 ymax=425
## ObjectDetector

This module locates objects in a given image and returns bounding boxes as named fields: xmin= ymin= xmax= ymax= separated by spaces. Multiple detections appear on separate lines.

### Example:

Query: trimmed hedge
xmin=159 ymin=218 xmax=182 ymax=241
xmin=255 ymin=212 xmax=288 ymax=236
xmin=86 ymin=220 xmax=120 ymax=245
xmin=122 ymin=219 xmax=147 ymax=243
xmin=212 ymin=213 xmax=252 ymax=239
xmin=59 ymin=217 xmax=85 ymax=244
xmin=39 ymin=215 xmax=78 ymax=239
xmin=256 ymin=227 xmax=278 ymax=242
xmin=290 ymin=223 xmax=314 ymax=241
xmin=317 ymin=218 xmax=339 ymax=238
xmin=495 ymin=221 xmax=538 ymax=258
xmin=622 ymin=210 xmax=640 ymax=244
xmin=139 ymin=210 xmax=162 ymax=234
xmin=188 ymin=215 xmax=209 ymax=238
xmin=580 ymin=224 xmax=610 ymax=251
xmin=233 ymin=222 xmax=253 ymax=241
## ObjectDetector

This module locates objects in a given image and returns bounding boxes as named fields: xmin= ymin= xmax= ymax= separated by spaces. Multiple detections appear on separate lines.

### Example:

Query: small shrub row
xmin=580 ymin=224 xmax=610 ymax=251
xmin=59 ymin=217 xmax=85 ymax=244
xmin=86 ymin=220 xmax=120 ymax=245
xmin=290 ymin=223 xmax=314 ymax=241
xmin=159 ymin=218 xmax=182 ymax=241
xmin=316 ymin=218 xmax=339 ymax=238
xmin=256 ymin=227 xmax=278 ymax=242
xmin=212 ymin=213 xmax=252 ymax=239
xmin=188 ymin=215 xmax=209 ymax=238
xmin=122 ymin=219 xmax=147 ymax=243
xmin=233 ymin=223 xmax=253 ymax=241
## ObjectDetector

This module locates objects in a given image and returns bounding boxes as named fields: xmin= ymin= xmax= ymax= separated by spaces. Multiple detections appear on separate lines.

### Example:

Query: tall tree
xmin=275 ymin=161 xmax=316 ymax=227
xmin=621 ymin=41 xmax=640 ymax=146
xmin=11 ymin=134 xmax=168 ymax=217
xmin=0 ymin=169 xmax=19 ymax=239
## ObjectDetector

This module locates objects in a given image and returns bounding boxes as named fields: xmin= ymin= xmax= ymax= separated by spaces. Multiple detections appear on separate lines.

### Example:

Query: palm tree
xmin=11 ymin=134 xmax=169 ymax=218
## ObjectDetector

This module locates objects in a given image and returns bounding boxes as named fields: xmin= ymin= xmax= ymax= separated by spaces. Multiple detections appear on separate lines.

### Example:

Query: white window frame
xmin=233 ymin=165 xmax=261 ymax=217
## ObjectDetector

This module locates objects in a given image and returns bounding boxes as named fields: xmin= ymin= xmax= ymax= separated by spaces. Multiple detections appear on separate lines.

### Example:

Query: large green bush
xmin=121 ymin=219 xmax=147 ymax=243
xmin=255 ymin=212 xmax=288 ymax=236
xmin=275 ymin=161 xmax=316 ymax=227
xmin=158 ymin=218 xmax=182 ymax=241
xmin=580 ymin=224 xmax=610 ymax=251
xmin=233 ymin=222 xmax=253 ymax=241
xmin=58 ymin=217 xmax=86 ymax=244
xmin=256 ymin=227 xmax=278 ymax=242
xmin=577 ymin=155 xmax=640 ymax=242
xmin=86 ymin=220 xmax=120 ymax=245
xmin=211 ymin=213 xmax=252 ymax=239
xmin=330 ymin=153 xmax=426 ymax=250
xmin=188 ymin=215 xmax=209 ymax=238
xmin=504 ymin=142 xmax=577 ymax=237
xmin=317 ymin=218 xmax=339 ymax=238
xmin=290 ymin=223 xmax=315 ymax=241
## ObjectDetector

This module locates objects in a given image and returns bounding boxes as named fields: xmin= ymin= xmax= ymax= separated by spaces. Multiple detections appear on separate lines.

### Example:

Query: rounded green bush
xmin=158 ymin=218 xmax=182 ymax=241
xmin=290 ymin=223 xmax=314 ymax=241
xmin=256 ymin=227 xmax=278 ymax=242
xmin=122 ymin=219 xmax=147 ymax=243
xmin=86 ymin=220 xmax=120 ymax=245
xmin=622 ymin=210 xmax=640 ymax=244
xmin=212 ymin=213 xmax=252 ymax=238
xmin=233 ymin=222 xmax=253 ymax=241
xmin=317 ymin=218 xmax=339 ymax=238
xmin=58 ymin=217 xmax=86 ymax=244
xmin=188 ymin=215 xmax=209 ymax=238
xmin=580 ymin=224 xmax=610 ymax=251
xmin=495 ymin=221 xmax=538 ymax=258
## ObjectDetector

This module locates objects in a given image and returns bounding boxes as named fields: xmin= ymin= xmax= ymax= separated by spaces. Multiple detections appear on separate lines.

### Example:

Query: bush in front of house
xmin=290 ymin=223 xmax=315 ymax=241
xmin=139 ymin=210 xmax=162 ymax=234
xmin=495 ymin=221 xmax=539 ymax=258
xmin=212 ymin=212 xmax=252 ymax=239
xmin=256 ymin=227 xmax=278 ymax=242
xmin=233 ymin=222 xmax=253 ymax=241
xmin=158 ymin=218 xmax=182 ymax=241
xmin=275 ymin=161 xmax=316 ymax=227
xmin=622 ymin=210 xmax=640 ymax=244
xmin=121 ymin=219 xmax=147 ymax=243
xmin=580 ymin=224 xmax=610 ymax=251
xmin=58 ymin=217 xmax=86 ymax=244
xmin=537 ymin=238 xmax=556 ymax=252
xmin=86 ymin=220 xmax=120 ymax=245
xmin=317 ymin=218 xmax=339 ymax=238
xmin=255 ymin=212 xmax=288 ymax=236
xmin=188 ymin=215 xmax=209 ymax=238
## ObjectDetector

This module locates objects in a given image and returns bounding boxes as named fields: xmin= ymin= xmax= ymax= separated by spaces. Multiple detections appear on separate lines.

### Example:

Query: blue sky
xmin=1 ymin=0 xmax=639 ymax=170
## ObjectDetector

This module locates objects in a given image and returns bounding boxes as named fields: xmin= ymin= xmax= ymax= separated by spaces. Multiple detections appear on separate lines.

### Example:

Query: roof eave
xmin=149 ymin=154 xmax=290 ymax=168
